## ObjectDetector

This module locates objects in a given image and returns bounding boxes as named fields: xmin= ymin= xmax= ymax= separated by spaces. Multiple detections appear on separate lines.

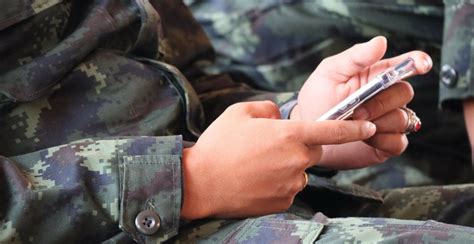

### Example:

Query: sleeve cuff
xmin=279 ymin=99 xmax=298 ymax=120
xmin=117 ymin=135 xmax=183 ymax=243
xmin=439 ymin=0 xmax=474 ymax=110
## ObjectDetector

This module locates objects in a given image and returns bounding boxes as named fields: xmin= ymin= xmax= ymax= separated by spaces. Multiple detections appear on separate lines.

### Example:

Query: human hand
xmin=292 ymin=36 xmax=433 ymax=169
xmin=181 ymin=101 xmax=376 ymax=219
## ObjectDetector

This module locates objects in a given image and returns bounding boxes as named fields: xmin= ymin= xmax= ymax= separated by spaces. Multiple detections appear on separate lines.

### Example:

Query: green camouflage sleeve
xmin=0 ymin=136 xmax=183 ymax=243
xmin=440 ymin=0 xmax=474 ymax=109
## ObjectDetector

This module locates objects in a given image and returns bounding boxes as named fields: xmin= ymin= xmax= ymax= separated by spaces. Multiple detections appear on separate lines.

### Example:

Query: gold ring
xmin=401 ymin=107 xmax=421 ymax=134
xmin=303 ymin=172 xmax=309 ymax=189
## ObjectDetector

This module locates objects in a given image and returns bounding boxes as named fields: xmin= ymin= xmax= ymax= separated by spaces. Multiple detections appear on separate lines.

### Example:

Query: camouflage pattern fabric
xmin=187 ymin=0 xmax=474 ymax=187
xmin=173 ymin=183 xmax=474 ymax=243
xmin=1 ymin=136 xmax=183 ymax=243
xmin=1 ymin=0 xmax=474 ymax=243
xmin=440 ymin=0 xmax=474 ymax=108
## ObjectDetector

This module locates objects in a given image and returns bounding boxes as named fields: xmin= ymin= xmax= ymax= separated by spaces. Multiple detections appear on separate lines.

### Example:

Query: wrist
xmin=181 ymin=147 xmax=212 ymax=220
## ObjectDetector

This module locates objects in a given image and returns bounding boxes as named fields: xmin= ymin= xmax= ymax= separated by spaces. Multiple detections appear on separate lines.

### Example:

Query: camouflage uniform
xmin=1 ymin=0 xmax=474 ymax=243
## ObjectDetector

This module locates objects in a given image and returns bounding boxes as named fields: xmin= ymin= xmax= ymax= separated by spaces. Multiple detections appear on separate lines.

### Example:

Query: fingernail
xmin=423 ymin=56 xmax=433 ymax=71
xmin=353 ymin=107 xmax=370 ymax=120
xmin=366 ymin=122 xmax=376 ymax=136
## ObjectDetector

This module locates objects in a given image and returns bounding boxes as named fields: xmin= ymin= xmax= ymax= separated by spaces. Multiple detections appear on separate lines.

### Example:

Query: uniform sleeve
xmin=279 ymin=95 xmax=298 ymax=120
xmin=0 ymin=136 xmax=183 ymax=243
xmin=439 ymin=0 xmax=474 ymax=109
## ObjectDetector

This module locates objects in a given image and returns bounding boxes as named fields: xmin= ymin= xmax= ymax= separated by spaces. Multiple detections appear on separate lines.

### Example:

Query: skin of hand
xmin=463 ymin=99 xmax=474 ymax=164
xmin=291 ymin=36 xmax=433 ymax=169
xmin=181 ymin=101 xmax=376 ymax=220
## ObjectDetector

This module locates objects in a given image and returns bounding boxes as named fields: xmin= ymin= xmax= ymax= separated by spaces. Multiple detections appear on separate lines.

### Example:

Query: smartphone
xmin=317 ymin=57 xmax=416 ymax=121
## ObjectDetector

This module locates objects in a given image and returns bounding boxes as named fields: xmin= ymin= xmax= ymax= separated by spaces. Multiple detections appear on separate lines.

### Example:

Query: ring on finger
xmin=302 ymin=172 xmax=309 ymax=190
xmin=401 ymin=107 xmax=421 ymax=134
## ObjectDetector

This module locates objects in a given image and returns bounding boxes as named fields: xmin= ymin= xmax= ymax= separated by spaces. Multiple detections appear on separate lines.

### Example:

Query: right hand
xmin=181 ymin=101 xmax=376 ymax=220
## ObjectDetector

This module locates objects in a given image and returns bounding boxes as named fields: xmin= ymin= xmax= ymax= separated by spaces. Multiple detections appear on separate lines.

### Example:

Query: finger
xmin=319 ymin=142 xmax=390 ymax=168
xmin=280 ymin=120 xmax=377 ymax=146
xmin=228 ymin=100 xmax=281 ymax=119
xmin=352 ymin=81 xmax=414 ymax=120
xmin=371 ymin=108 xmax=408 ymax=133
xmin=306 ymin=145 xmax=323 ymax=168
xmin=315 ymin=36 xmax=387 ymax=81
xmin=364 ymin=133 xmax=408 ymax=156
xmin=369 ymin=50 xmax=433 ymax=78
xmin=290 ymin=171 xmax=309 ymax=194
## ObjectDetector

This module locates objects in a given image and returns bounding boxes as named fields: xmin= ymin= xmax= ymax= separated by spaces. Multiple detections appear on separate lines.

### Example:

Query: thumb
xmin=316 ymin=36 xmax=387 ymax=81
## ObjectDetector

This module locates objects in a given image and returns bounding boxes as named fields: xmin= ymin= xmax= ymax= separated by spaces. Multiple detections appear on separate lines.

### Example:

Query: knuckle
xmin=332 ymin=124 xmax=347 ymax=143
xmin=279 ymin=128 xmax=298 ymax=142
xmin=295 ymin=149 xmax=311 ymax=166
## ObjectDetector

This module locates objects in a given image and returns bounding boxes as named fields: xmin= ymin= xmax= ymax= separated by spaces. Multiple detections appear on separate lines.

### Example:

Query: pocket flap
xmin=222 ymin=215 xmax=324 ymax=244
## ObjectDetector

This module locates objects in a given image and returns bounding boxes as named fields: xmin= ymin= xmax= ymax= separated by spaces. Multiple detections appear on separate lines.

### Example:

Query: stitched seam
xmin=171 ymin=156 xmax=177 ymax=230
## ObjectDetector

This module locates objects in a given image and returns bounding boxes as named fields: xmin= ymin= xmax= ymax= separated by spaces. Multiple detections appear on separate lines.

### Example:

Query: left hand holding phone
xmin=291 ymin=36 xmax=432 ymax=169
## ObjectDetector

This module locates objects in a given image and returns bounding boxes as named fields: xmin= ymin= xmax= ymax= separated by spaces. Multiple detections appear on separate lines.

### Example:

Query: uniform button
xmin=441 ymin=64 xmax=458 ymax=88
xmin=135 ymin=210 xmax=161 ymax=235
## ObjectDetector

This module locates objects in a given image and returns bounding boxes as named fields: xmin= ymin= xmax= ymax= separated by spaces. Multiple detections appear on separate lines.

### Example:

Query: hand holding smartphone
xmin=317 ymin=58 xmax=416 ymax=121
